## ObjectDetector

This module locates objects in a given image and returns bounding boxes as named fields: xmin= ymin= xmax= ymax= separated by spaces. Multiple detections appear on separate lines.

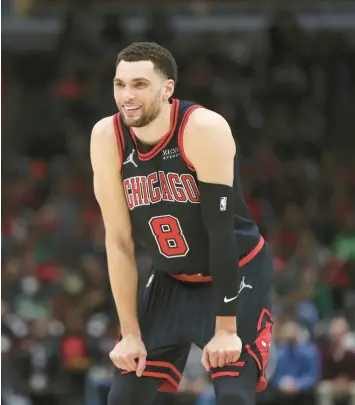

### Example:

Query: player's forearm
xmin=215 ymin=316 xmax=237 ymax=334
xmin=198 ymin=182 xmax=240 ymax=330
xmin=210 ymin=229 xmax=238 ymax=334
xmin=106 ymin=239 xmax=141 ymax=337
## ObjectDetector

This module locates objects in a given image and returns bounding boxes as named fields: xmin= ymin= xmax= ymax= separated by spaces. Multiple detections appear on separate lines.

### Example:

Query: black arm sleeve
xmin=198 ymin=181 xmax=239 ymax=316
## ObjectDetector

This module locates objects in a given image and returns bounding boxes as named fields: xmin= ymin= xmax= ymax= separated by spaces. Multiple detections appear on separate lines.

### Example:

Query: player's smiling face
xmin=114 ymin=60 xmax=174 ymax=128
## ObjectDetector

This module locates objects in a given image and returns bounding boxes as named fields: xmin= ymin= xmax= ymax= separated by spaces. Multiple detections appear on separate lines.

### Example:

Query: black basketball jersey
xmin=113 ymin=99 xmax=260 ymax=275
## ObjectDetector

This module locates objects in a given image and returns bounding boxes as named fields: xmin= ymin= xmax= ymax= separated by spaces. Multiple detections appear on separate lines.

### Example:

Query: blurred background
xmin=2 ymin=1 xmax=355 ymax=405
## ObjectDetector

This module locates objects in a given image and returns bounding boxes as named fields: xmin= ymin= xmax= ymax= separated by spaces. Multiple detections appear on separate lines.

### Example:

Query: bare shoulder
xmin=91 ymin=116 xmax=116 ymax=144
xmin=90 ymin=116 xmax=132 ymax=242
xmin=187 ymin=108 xmax=231 ymax=131
xmin=183 ymin=108 xmax=236 ymax=158
xmin=90 ymin=116 xmax=120 ymax=168
xmin=183 ymin=109 xmax=235 ymax=183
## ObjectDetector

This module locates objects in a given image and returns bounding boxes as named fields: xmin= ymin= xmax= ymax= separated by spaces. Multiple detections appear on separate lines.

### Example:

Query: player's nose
xmin=122 ymin=88 xmax=136 ymax=102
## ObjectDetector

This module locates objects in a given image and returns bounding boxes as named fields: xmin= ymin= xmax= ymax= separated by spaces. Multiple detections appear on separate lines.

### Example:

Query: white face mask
xmin=63 ymin=274 xmax=84 ymax=294
xmin=21 ymin=277 xmax=40 ymax=296
xmin=86 ymin=314 xmax=109 ymax=338
xmin=4 ymin=314 xmax=28 ymax=338
xmin=48 ymin=319 xmax=65 ymax=337
xmin=1 ymin=335 xmax=12 ymax=354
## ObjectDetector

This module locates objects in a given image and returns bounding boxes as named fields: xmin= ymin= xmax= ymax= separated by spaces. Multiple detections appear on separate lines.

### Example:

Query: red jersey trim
xmin=210 ymin=360 xmax=245 ymax=379
xmin=120 ymin=360 xmax=183 ymax=392
xmin=211 ymin=371 xmax=240 ymax=379
xmin=129 ymin=98 xmax=180 ymax=161
xmin=170 ymin=236 xmax=265 ymax=283
xmin=121 ymin=360 xmax=182 ymax=380
xmin=177 ymin=105 xmax=204 ymax=172
xmin=113 ymin=113 xmax=125 ymax=169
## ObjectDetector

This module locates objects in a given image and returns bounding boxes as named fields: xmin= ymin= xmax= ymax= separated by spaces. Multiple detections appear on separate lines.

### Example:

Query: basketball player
xmin=90 ymin=42 xmax=274 ymax=405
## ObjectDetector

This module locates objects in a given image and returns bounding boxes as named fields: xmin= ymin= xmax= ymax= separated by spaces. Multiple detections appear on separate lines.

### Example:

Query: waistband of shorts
xmin=170 ymin=235 xmax=265 ymax=283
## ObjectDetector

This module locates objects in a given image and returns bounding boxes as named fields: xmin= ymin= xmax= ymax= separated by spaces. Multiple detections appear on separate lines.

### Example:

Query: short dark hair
xmin=116 ymin=42 xmax=178 ymax=83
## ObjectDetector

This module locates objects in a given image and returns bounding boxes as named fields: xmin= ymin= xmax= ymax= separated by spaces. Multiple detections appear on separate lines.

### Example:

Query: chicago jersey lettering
xmin=123 ymin=172 xmax=200 ymax=210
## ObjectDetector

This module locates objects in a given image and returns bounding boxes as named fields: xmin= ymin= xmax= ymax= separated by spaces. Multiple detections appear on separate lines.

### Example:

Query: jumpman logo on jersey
xmin=123 ymin=150 xmax=138 ymax=168
xmin=224 ymin=277 xmax=253 ymax=303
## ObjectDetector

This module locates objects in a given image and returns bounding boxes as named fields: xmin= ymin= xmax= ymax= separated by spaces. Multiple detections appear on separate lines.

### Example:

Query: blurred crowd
xmin=2 ymin=3 xmax=355 ymax=405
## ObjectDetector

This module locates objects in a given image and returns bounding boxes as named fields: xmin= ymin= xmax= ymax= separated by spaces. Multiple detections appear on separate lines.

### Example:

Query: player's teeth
xmin=125 ymin=106 xmax=140 ymax=110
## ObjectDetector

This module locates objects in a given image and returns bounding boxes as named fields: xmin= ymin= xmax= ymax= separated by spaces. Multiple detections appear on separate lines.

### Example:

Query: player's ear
xmin=163 ymin=79 xmax=175 ymax=99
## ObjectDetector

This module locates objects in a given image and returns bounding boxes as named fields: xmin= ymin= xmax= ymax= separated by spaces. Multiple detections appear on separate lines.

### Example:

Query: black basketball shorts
xmin=115 ymin=236 xmax=274 ymax=393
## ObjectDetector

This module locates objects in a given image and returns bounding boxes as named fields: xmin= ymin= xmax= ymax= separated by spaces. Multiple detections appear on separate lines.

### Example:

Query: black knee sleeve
xmin=214 ymin=360 xmax=258 ymax=405
xmin=216 ymin=389 xmax=255 ymax=405
xmin=107 ymin=374 xmax=159 ymax=405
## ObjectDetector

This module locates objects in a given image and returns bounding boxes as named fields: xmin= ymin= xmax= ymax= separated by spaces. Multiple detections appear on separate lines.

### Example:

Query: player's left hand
xmin=201 ymin=331 xmax=242 ymax=371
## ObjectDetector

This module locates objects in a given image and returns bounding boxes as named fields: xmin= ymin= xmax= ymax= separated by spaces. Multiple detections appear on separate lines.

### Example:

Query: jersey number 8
xmin=149 ymin=215 xmax=189 ymax=258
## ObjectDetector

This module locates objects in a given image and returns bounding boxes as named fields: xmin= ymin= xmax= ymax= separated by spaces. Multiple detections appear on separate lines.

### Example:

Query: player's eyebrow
xmin=113 ymin=77 xmax=151 ymax=84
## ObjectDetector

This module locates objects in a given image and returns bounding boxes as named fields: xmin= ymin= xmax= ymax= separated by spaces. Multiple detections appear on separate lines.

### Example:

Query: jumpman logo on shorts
xmin=146 ymin=274 xmax=154 ymax=288
xmin=224 ymin=276 xmax=253 ymax=303
xmin=123 ymin=150 xmax=138 ymax=168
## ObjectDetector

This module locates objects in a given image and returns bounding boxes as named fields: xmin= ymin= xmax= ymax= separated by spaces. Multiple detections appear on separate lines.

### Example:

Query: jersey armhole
xmin=113 ymin=113 xmax=125 ymax=170
xmin=177 ymin=105 xmax=204 ymax=172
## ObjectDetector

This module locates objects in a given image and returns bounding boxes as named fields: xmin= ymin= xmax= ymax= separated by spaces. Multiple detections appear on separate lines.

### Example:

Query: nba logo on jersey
xmin=220 ymin=197 xmax=227 ymax=211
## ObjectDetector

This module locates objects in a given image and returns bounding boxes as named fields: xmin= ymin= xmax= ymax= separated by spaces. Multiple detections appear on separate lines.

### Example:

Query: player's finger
xmin=208 ymin=349 xmax=219 ymax=369
xmin=217 ymin=351 xmax=227 ymax=368
xmin=201 ymin=349 xmax=210 ymax=372
xmin=226 ymin=350 xmax=240 ymax=364
xmin=124 ymin=354 xmax=138 ymax=372
xmin=109 ymin=351 xmax=121 ymax=368
xmin=115 ymin=355 xmax=132 ymax=371
xmin=111 ymin=356 xmax=125 ymax=370
xmin=225 ymin=355 xmax=238 ymax=364
xmin=136 ymin=353 xmax=146 ymax=377
xmin=110 ymin=351 xmax=133 ymax=372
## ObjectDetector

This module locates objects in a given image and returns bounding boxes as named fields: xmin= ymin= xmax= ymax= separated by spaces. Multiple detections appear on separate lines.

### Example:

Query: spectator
xmin=332 ymin=212 xmax=355 ymax=262
xmin=268 ymin=319 xmax=320 ymax=405
xmin=1 ymin=335 xmax=31 ymax=405
xmin=14 ymin=318 xmax=65 ymax=405
xmin=317 ymin=317 xmax=355 ymax=405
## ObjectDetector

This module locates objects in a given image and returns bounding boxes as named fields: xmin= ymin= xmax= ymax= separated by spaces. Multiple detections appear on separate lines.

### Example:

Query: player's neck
xmin=132 ymin=102 xmax=171 ymax=146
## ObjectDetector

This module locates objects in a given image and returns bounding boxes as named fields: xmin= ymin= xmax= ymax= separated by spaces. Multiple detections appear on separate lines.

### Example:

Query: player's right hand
xmin=109 ymin=334 xmax=147 ymax=377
